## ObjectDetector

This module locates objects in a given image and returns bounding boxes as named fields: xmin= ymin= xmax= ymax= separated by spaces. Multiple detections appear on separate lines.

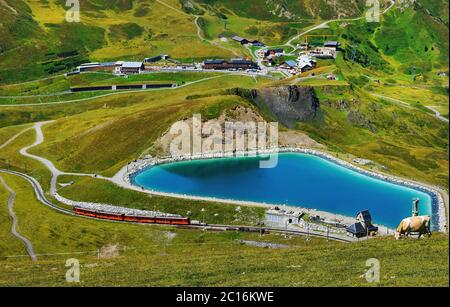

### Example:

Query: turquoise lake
xmin=132 ymin=153 xmax=434 ymax=229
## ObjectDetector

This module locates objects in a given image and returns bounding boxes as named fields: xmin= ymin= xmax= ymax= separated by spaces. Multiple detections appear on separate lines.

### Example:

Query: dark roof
xmin=324 ymin=41 xmax=340 ymax=47
xmin=144 ymin=55 xmax=163 ymax=62
xmin=346 ymin=222 xmax=366 ymax=235
xmin=357 ymin=210 xmax=372 ymax=222
xmin=204 ymin=59 xmax=226 ymax=64
xmin=229 ymin=58 xmax=254 ymax=65
xmin=232 ymin=36 xmax=248 ymax=42
xmin=270 ymin=48 xmax=284 ymax=53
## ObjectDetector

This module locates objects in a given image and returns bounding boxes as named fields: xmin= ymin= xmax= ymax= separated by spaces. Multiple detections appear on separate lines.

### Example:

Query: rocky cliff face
xmin=229 ymin=86 xmax=320 ymax=129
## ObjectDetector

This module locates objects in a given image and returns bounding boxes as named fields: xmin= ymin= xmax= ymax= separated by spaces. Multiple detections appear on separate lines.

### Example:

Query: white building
xmin=114 ymin=61 xmax=144 ymax=75
xmin=297 ymin=55 xmax=317 ymax=72
xmin=265 ymin=207 xmax=304 ymax=227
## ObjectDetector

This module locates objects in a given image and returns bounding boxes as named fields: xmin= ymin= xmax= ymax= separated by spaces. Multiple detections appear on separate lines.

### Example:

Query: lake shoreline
xmin=112 ymin=147 xmax=447 ymax=233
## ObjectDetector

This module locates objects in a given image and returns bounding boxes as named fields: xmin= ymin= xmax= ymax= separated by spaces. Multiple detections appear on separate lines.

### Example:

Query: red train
xmin=74 ymin=207 xmax=190 ymax=225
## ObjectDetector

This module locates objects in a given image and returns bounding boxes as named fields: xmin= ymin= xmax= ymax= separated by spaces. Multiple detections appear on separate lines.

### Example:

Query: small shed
xmin=144 ymin=55 xmax=163 ymax=63
xmin=231 ymin=36 xmax=249 ymax=45
xmin=324 ymin=41 xmax=340 ymax=50
xmin=251 ymin=40 xmax=265 ymax=47
xmin=347 ymin=210 xmax=379 ymax=238
xmin=346 ymin=222 xmax=367 ymax=238
xmin=120 ymin=62 xmax=144 ymax=74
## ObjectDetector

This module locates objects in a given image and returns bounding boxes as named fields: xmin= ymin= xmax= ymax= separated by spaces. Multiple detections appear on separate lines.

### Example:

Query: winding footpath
xmin=0 ymin=126 xmax=32 ymax=151
xmin=370 ymin=93 xmax=449 ymax=123
xmin=425 ymin=106 xmax=449 ymax=123
xmin=0 ymin=176 xmax=37 ymax=261
xmin=19 ymin=121 xmax=111 ymax=194
xmin=155 ymin=0 xmax=240 ymax=56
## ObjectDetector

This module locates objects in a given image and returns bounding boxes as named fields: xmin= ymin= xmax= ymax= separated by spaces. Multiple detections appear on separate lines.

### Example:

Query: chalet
xmin=346 ymin=210 xmax=378 ymax=238
xmin=264 ymin=48 xmax=284 ymax=57
xmin=308 ymin=47 xmax=336 ymax=59
xmin=117 ymin=62 xmax=144 ymax=75
xmin=229 ymin=58 xmax=258 ymax=69
xmin=203 ymin=59 xmax=227 ymax=70
xmin=346 ymin=222 xmax=367 ymax=238
xmin=297 ymin=55 xmax=316 ymax=72
xmin=323 ymin=41 xmax=340 ymax=50
xmin=231 ymin=36 xmax=249 ymax=45
xmin=298 ymin=42 xmax=309 ymax=50
xmin=203 ymin=58 xmax=258 ymax=70
xmin=265 ymin=207 xmax=304 ymax=226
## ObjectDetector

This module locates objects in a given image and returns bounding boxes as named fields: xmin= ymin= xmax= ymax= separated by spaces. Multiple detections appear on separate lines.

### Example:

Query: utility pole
xmin=284 ymin=220 xmax=288 ymax=239
xmin=307 ymin=223 xmax=310 ymax=241
xmin=201 ymin=208 xmax=206 ymax=227
xmin=259 ymin=218 xmax=263 ymax=237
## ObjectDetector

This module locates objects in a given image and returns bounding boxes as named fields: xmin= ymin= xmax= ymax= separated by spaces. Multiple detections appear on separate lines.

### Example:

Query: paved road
xmin=0 ymin=175 xmax=38 ymax=261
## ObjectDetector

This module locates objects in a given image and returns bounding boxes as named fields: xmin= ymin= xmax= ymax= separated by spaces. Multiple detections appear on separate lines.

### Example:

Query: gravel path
xmin=0 ymin=126 xmax=32 ymax=150
xmin=425 ymin=106 xmax=449 ymax=123
xmin=371 ymin=93 xmax=449 ymax=123
xmin=0 ymin=176 xmax=37 ymax=261
xmin=19 ymin=121 xmax=111 ymax=194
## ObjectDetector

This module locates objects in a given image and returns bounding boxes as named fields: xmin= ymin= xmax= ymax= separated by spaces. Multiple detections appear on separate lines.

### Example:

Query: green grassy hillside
xmin=0 ymin=0 xmax=448 ymax=287
xmin=0 ymin=173 xmax=447 ymax=287
xmin=194 ymin=0 xmax=368 ymax=21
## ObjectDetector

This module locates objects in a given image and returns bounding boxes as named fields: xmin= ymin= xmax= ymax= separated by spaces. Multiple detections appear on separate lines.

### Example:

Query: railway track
xmin=0 ymin=168 xmax=352 ymax=243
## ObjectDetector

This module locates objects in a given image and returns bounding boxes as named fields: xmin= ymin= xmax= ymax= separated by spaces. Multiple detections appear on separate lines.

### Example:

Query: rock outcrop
xmin=229 ymin=86 xmax=320 ymax=128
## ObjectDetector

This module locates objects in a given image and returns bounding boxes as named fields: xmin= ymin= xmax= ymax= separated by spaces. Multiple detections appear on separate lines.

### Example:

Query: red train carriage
xmin=74 ymin=207 xmax=124 ymax=221
xmin=73 ymin=207 xmax=190 ymax=225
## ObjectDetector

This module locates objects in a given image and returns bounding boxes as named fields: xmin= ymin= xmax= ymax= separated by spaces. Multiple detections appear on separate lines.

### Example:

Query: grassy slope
xmin=0 ymin=0 xmax=236 ymax=84
xmin=0 ymin=72 xmax=225 ymax=105
xmin=25 ymin=75 xmax=266 ymax=175
xmin=0 ymin=0 xmax=382 ymax=84
xmin=194 ymin=0 xmax=367 ymax=20
xmin=0 ymin=1 xmax=448 ymax=287
xmin=0 ymin=173 xmax=447 ymax=287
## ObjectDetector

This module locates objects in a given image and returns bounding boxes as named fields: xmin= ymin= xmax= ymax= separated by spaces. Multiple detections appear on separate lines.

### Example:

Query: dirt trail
xmin=0 ymin=176 xmax=37 ymax=261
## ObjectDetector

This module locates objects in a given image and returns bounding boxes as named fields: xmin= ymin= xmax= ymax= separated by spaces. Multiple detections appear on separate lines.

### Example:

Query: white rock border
xmin=124 ymin=147 xmax=447 ymax=232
